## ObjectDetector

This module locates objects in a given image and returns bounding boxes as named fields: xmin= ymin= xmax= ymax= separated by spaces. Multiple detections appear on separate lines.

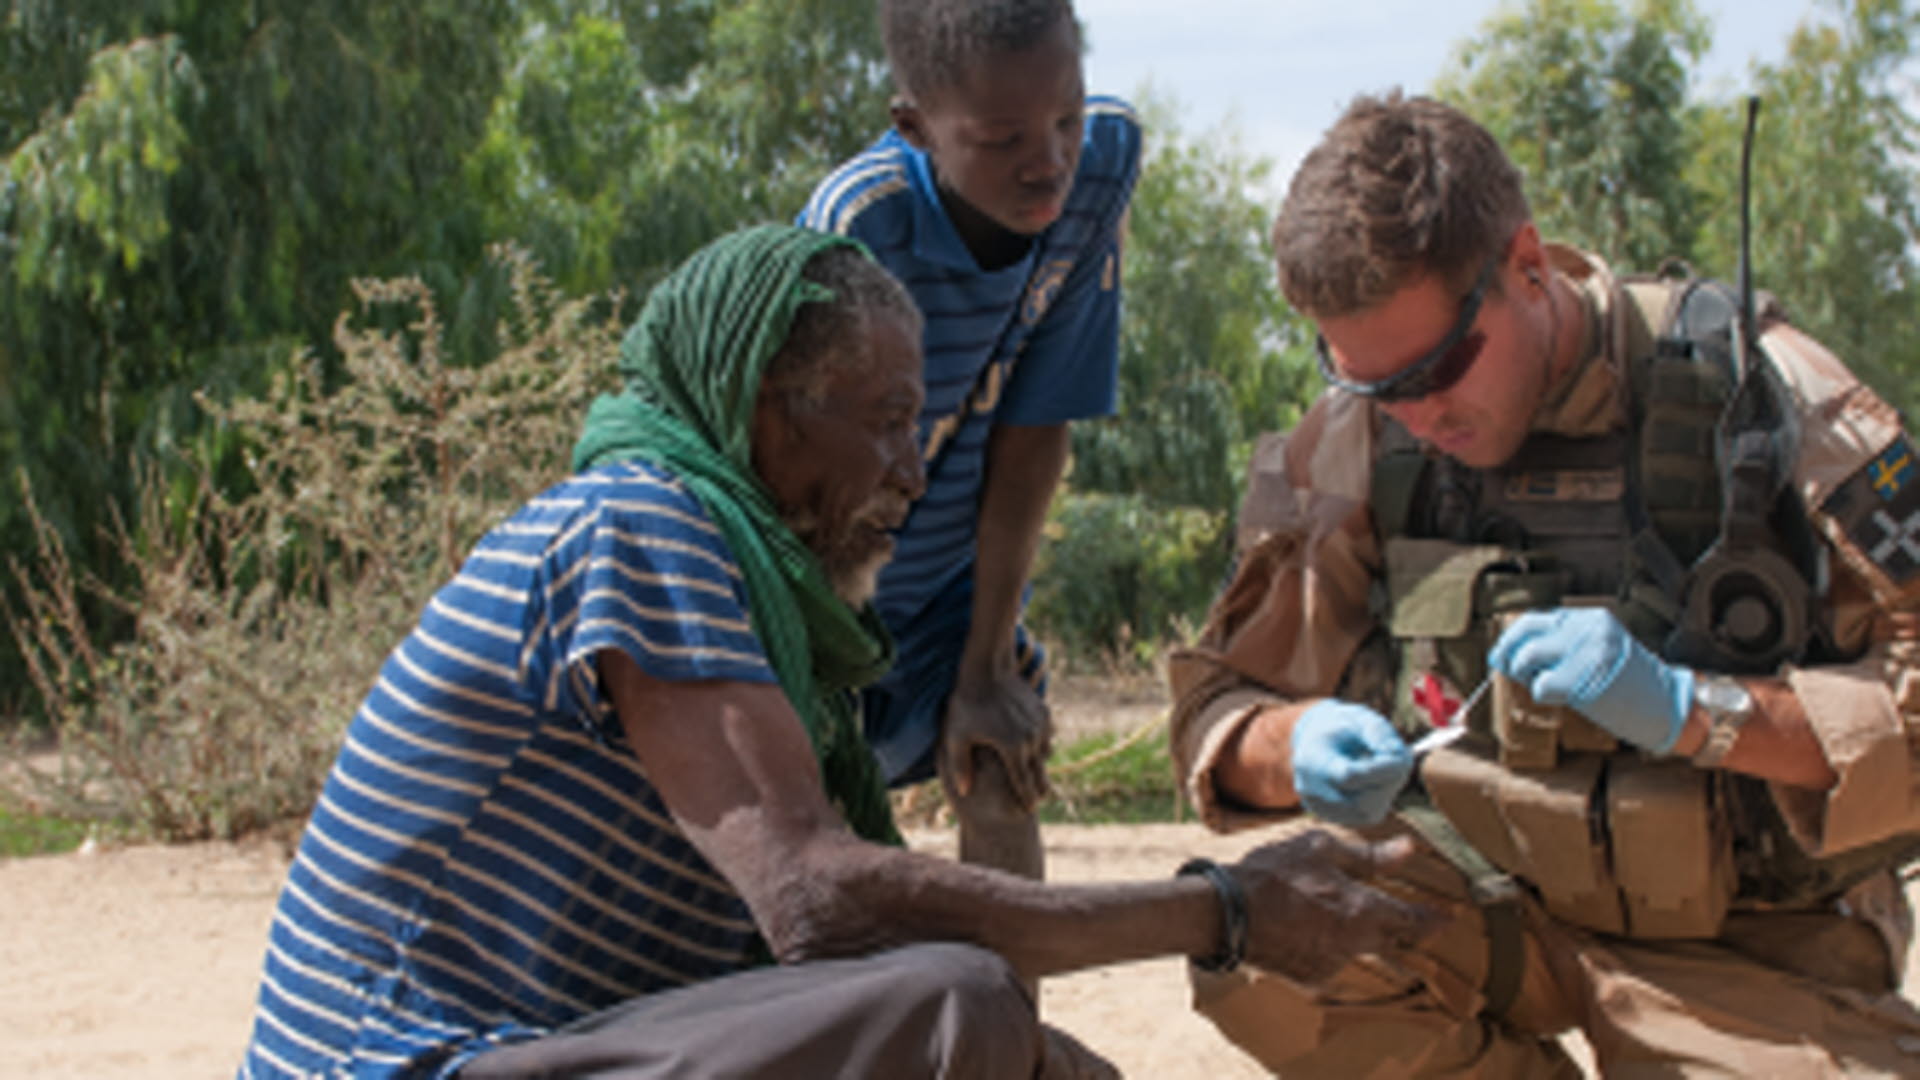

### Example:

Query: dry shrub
xmin=3 ymin=246 xmax=622 ymax=841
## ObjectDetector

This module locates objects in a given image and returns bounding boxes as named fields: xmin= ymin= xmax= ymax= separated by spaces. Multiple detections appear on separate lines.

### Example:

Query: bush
xmin=1 ymin=247 xmax=621 ymax=842
xmin=1027 ymin=490 xmax=1229 ymax=671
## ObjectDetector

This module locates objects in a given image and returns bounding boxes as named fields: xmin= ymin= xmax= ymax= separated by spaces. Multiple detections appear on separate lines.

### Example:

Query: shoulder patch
xmin=1819 ymin=434 xmax=1920 ymax=594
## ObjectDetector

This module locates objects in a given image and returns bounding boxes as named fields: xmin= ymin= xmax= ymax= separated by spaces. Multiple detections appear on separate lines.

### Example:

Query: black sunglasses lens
xmin=1313 ymin=256 xmax=1498 ymax=402
xmin=1375 ymin=330 xmax=1486 ymax=403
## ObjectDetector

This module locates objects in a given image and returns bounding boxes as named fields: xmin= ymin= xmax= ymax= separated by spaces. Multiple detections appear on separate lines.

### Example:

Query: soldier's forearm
xmin=1670 ymin=675 xmax=1836 ymax=790
xmin=1213 ymin=702 xmax=1309 ymax=811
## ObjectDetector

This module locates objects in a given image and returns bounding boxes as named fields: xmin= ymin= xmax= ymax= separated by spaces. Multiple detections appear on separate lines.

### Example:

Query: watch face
xmin=1692 ymin=674 xmax=1754 ymax=767
xmin=1696 ymin=675 xmax=1754 ymax=718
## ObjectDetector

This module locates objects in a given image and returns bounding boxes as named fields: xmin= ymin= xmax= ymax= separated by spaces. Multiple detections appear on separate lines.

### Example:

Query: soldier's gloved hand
xmin=1488 ymin=608 xmax=1695 ymax=754
xmin=1290 ymin=700 xmax=1412 ymax=826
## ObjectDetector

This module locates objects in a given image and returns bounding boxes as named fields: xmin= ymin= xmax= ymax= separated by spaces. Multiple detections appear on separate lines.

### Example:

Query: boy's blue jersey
xmin=797 ymin=96 xmax=1142 ymax=633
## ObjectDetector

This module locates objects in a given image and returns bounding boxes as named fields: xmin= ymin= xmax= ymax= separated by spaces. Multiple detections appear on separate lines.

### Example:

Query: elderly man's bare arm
xmin=599 ymin=649 xmax=1436 ymax=986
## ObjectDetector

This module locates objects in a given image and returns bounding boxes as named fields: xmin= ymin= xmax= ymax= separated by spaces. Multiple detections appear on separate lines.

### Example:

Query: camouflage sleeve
xmin=1768 ymin=321 xmax=1920 ymax=855
xmin=1165 ymin=393 xmax=1383 ymax=832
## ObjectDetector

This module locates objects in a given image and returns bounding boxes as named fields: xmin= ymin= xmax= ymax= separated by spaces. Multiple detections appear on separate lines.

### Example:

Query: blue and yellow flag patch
xmin=1821 ymin=435 xmax=1920 ymax=588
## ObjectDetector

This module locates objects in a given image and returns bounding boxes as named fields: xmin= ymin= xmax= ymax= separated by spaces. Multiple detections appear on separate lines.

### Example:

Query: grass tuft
xmin=0 ymin=807 xmax=91 ymax=858
xmin=890 ymin=723 xmax=1185 ymax=829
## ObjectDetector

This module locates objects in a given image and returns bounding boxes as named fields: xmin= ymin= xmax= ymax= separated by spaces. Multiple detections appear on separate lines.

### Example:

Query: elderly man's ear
xmin=749 ymin=387 xmax=803 ymax=499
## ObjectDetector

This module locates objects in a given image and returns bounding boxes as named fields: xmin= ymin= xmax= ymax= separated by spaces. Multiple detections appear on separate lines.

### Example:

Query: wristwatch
xmin=1691 ymin=674 xmax=1754 ymax=768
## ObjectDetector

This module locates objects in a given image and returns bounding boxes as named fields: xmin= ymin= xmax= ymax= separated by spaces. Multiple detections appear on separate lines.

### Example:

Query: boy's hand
xmin=940 ymin=672 xmax=1051 ymax=811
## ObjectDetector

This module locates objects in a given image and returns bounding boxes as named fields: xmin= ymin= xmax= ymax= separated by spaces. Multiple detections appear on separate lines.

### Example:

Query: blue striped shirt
xmin=239 ymin=462 xmax=776 ymax=1079
xmin=797 ymin=97 xmax=1143 ymax=630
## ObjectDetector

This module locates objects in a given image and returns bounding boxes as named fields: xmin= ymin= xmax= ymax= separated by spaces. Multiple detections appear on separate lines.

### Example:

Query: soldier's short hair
xmin=1273 ymin=91 xmax=1531 ymax=319
xmin=878 ymin=0 xmax=1077 ymax=102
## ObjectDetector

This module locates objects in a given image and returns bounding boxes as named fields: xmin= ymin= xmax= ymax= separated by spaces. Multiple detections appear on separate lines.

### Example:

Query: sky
xmin=1075 ymin=0 xmax=1826 ymax=197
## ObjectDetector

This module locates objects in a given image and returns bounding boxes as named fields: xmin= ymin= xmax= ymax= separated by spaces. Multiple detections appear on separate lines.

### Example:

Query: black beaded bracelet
xmin=1176 ymin=857 xmax=1248 ymax=973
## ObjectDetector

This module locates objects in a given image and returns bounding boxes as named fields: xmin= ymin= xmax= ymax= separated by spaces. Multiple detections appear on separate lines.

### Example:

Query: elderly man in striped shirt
xmin=236 ymin=225 xmax=1433 ymax=1080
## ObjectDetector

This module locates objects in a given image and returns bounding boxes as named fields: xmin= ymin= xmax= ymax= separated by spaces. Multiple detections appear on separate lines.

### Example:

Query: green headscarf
xmin=573 ymin=224 xmax=900 ymax=845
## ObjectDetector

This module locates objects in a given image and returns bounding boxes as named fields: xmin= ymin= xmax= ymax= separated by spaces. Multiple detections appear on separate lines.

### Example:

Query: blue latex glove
xmin=1487 ymin=608 xmax=1695 ymax=754
xmin=1290 ymin=700 xmax=1413 ymax=827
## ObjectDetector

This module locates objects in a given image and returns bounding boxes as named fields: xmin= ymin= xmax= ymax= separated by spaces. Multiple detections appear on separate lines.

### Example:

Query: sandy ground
xmin=0 ymin=671 xmax=1274 ymax=1079
xmin=2 ymin=664 xmax=1904 ymax=1080
xmin=0 ymin=823 xmax=1282 ymax=1080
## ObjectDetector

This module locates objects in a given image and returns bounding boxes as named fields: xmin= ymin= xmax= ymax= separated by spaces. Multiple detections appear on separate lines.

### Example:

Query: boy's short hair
xmin=1272 ymin=91 xmax=1531 ymax=319
xmin=879 ymin=0 xmax=1077 ymax=102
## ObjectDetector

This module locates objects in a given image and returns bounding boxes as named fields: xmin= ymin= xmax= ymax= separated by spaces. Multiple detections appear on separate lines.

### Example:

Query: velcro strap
xmin=1395 ymin=797 xmax=1526 ymax=1020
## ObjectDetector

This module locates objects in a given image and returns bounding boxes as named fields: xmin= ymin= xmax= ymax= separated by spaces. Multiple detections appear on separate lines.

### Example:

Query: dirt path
xmin=0 ymin=824 xmax=1274 ymax=1080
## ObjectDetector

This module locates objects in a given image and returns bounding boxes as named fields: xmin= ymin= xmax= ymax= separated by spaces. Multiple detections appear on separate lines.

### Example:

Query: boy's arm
xmin=942 ymin=421 xmax=1072 ymax=809
xmin=940 ymin=107 xmax=1142 ymax=814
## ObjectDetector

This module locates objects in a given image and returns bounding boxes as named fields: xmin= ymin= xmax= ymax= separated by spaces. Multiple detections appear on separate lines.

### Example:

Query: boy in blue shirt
xmin=799 ymin=0 xmax=1141 ymax=877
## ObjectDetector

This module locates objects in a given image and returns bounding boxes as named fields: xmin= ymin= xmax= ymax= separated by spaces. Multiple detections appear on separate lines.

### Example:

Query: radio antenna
xmin=1737 ymin=96 xmax=1760 ymax=357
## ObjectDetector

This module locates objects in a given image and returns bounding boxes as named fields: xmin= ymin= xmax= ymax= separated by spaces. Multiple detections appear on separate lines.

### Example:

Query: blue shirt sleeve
xmin=539 ymin=468 xmax=776 ymax=733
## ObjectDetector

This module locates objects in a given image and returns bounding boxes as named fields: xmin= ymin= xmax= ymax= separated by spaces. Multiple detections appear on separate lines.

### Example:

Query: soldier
xmin=1169 ymin=91 xmax=1920 ymax=1076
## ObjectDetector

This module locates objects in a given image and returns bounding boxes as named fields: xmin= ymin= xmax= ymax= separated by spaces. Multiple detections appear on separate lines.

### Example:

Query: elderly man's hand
xmin=939 ymin=671 xmax=1051 ymax=810
xmin=1232 ymin=831 xmax=1439 ymax=986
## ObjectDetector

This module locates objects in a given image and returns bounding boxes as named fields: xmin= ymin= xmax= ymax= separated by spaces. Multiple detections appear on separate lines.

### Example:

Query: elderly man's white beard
xmin=831 ymin=549 xmax=891 ymax=608
xmin=780 ymin=494 xmax=906 ymax=609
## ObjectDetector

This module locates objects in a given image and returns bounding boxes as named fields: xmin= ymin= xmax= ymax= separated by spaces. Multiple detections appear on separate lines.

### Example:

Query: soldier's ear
xmin=1506 ymin=222 xmax=1548 ymax=292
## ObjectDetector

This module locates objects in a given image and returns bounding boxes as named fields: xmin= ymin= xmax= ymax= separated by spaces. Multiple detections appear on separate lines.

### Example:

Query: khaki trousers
xmin=1195 ymin=821 xmax=1920 ymax=1078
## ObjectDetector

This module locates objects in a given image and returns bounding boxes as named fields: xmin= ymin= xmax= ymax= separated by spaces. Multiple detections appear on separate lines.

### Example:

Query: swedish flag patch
xmin=1821 ymin=435 xmax=1920 ymax=588
xmin=1868 ymin=439 xmax=1916 ymax=500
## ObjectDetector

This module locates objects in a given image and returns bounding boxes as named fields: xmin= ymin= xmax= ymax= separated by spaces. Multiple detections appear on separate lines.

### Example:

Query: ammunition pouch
xmin=1421 ymin=739 xmax=1737 ymax=939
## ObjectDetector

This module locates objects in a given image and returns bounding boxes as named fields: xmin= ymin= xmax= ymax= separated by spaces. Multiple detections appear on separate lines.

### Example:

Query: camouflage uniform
xmin=1170 ymin=246 xmax=1920 ymax=1077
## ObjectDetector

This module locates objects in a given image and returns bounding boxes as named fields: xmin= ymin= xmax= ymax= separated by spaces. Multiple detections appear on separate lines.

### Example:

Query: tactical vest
xmin=1368 ymin=274 xmax=1909 ymax=935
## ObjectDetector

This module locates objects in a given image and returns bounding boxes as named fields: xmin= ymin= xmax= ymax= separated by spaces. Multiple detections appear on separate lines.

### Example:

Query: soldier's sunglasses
xmin=1314 ymin=257 xmax=1498 ymax=404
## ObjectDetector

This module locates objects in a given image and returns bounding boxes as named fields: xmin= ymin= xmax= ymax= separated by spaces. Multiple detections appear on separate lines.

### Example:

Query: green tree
xmin=1689 ymin=0 xmax=1920 ymax=410
xmin=1070 ymin=95 xmax=1312 ymax=515
xmin=1037 ymin=97 xmax=1316 ymax=664
xmin=466 ymin=0 xmax=889 ymax=298
xmin=1 ymin=2 xmax=520 ymax=707
xmin=1437 ymin=0 xmax=1709 ymax=268
xmin=0 ymin=1 xmax=893 ymax=714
